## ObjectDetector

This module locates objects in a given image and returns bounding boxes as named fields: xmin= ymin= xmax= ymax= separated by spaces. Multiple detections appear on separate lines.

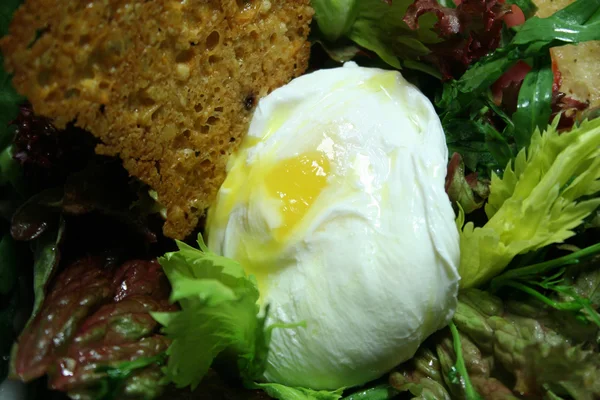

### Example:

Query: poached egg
xmin=207 ymin=62 xmax=460 ymax=389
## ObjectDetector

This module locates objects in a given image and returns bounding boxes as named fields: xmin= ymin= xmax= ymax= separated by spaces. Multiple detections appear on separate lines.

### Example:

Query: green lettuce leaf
xmin=252 ymin=382 xmax=344 ymax=400
xmin=311 ymin=0 xmax=439 ymax=69
xmin=458 ymin=117 xmax=600 ymax=288
xmin=151 ymin=235 xmax=269 ymax=390
xmin=342 ymin=384 xmax=398 ymax=400
xmin=29 ymin=219 xmax=65 ymax=322
xmin=311 ymin=0 xmax=358 ymax=43
xmin=511 ymin=56 xmax=553 ymax=150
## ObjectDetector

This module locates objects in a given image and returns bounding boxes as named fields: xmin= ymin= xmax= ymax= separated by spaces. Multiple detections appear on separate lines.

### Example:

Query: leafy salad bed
xmin=1 ymin=0 xmax=600 ymax=399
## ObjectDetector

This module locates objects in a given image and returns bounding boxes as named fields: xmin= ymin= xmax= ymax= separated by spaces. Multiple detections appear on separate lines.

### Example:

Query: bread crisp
xmin=1 ymin=0 xmax=314 ymax=239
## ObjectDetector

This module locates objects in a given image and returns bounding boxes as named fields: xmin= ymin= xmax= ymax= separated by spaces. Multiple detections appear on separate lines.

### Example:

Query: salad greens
xmin=28 ymin=221 xmax=64 ymax=323
xmin=310 ymin=0 xmax=359 ymax=43
xmin=447 ymin=322 xmax=480 ymax=400
xmin=0 ymin=0 xmax=25 ymax=381
xmin=94 ymin=354 xmax=168 ymax=400
xmin=150 ymin=235 xmax=269 ymax=389
xmin=311 ymin=0 xmax=440 ymax=71
xmin=437 ymin=0 xmax=600 ymax=179
xmin=452 ymin=287 xmax=600 ymax=398
xmin=10 ymin=256 xmax=173 ymax=398
xmin=489 ymin=243 xmax=600 ymax=327
xmin=511 ymin=55 xmax=553 ymax=150
xmin=458 ymin=117 xmax=600 ymax=288
xmin=445 ymin=153 xmax=490 ymax=214
xmin=446 ymin=0 xmax=600 ymax=99
xmin=152 ymin=236 xmax=347 ymax=400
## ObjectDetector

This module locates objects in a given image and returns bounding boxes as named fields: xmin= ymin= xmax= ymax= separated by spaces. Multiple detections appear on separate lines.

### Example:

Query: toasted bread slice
xmin=1 ymin=0 xmax=313 ymax=239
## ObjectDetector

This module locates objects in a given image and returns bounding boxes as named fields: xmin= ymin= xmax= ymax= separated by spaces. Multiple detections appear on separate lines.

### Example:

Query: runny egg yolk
xmin=264 ymin=151 xmax=330 ymax=241
xmin=209 ymin=141 xmax=333 ymax=297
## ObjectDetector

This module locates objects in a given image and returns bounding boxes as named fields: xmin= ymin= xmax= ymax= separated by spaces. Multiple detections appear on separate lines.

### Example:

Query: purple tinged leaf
xmin=12 ymin=256 xmax=113 ymax=382
xmin=11 ymin=256 xmax=174 ymax=399
xmin=10 ymin=188 xmax=62 ymax=241
xmin=50 ymin=335 xmax=170 ymax=392
xmin=445 ymin=152 xmax=490 ymax=214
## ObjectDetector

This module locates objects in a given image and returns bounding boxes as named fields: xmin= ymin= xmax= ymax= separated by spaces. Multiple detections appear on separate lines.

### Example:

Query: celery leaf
xmin=152 ymin=235 xmax=268 ymax=389
xmin=458 ymin=118 xmax=600 ymax=288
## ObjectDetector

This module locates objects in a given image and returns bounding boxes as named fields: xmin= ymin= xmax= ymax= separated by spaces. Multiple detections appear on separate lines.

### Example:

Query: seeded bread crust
xmin=1 ymin=0 xmax=313 ymax=239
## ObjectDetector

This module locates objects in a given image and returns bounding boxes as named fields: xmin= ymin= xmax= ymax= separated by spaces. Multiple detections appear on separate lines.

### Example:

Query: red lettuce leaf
xmin=10 ymin=188 xmax=62 ymax=241
xmin=11 ymin=104 xmax=97 ymax=192
xmin=551 ymin=93 xmax=589 ymax=131
xmin=9 ymin=105 xmax=157 ymax=244
xmin=12 ymin=256 xmax=113 ymax=382
xmin=51 ymin=335 xmax=170 ymax=392
xmin=403 ymin=0 xmax=511 ymax=79
xmin=11 ymin=257 xmax=174 ymax=399
xmin=445 ymin=152 xmax=490 ymax=214
xmin=491 ymin=60 xmax=532 ymax=113
xmin=111 ymin=260 xmax=171 ymax=304
xmin=71 ymin=296 xmax=165 ymax=347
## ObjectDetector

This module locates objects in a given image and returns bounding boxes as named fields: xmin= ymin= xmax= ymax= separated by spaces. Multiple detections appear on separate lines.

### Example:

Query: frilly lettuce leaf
xmin=458 ymin=117 xmax=600 ymax=288
xmin=152 ymin=237 xmax=344 ymax=400
xmin=151 ymin=235 xmax=268 ymax=389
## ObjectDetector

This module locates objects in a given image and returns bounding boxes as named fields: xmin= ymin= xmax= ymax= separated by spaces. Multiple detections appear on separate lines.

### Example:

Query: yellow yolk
xmin=265 ymin=152 xmax=330 ymax=241
xmin=208 ymin=141 xmax=332 ymax=297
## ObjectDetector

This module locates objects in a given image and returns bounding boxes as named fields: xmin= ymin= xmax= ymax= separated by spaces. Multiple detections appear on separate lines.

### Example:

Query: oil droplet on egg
xmin=265 ymin=151 xmax=330 ymax=242
xmin=360 ymin=71 xmax=426 ymax=135
xmin=361 ymin=70 xmax=398 ymax=101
